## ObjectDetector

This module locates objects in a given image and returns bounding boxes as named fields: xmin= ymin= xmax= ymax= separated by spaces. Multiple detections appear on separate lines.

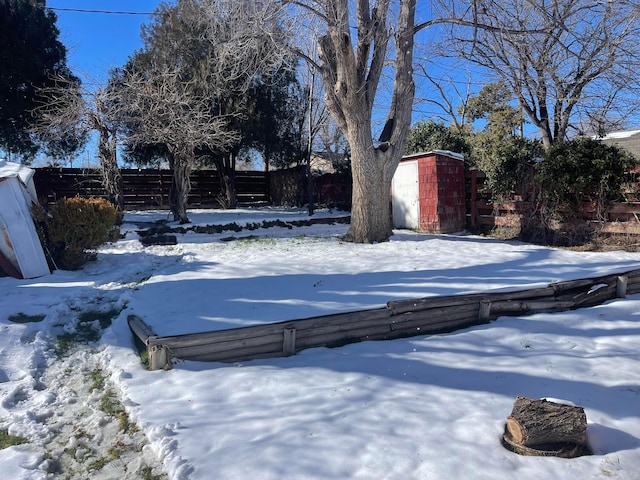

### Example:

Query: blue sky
xmin=48 ymin=1 xmax=479 ymax=117
xmin=49 ymin=1 xmax=161 ymax=88
xmin=41 ymin=1 xmax=495 ymax=166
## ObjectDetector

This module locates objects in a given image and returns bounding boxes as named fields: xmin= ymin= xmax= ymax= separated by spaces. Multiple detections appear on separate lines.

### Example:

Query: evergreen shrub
xmin=528 ymin=138 xmax=639 ymax=246
xmin=34 ymin=197 xmax=118 ymax=270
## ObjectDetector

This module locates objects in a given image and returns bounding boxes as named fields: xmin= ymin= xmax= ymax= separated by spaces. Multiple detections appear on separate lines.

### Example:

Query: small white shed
xmin=0 ymin=160 xmax=50 ymax=279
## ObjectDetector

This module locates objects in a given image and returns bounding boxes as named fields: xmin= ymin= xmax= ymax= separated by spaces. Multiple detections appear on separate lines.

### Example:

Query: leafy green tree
xmin=473 ymin=133 xmax=541 ymax=200
xmin=0 ymin=0 xmax=80 ymax=160
xmin=242 ymin=66 xmax=307 ymax=171
xmin=466 ymin=82 xmax=541 ymax=200
xmin=537 ymin=138 xmax=638 ymax=219
xmin=404 ymin=120 xmax=472 ymax=160
xmin=465 ymin=82 xmax=523 ymax=137
xmin=202 ymin=61 xmax=304 ymax=207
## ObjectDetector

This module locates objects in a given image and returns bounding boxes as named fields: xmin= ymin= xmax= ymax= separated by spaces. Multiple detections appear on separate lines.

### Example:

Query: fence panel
xmin=33 ymin=167 xmax=269 ymax=210
xmin=467 ymin=170 xmax=640 ymax=236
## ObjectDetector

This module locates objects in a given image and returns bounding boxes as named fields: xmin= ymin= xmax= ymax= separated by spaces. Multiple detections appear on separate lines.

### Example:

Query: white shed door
xmin=392 ymin=160 xmax=419 ymax=230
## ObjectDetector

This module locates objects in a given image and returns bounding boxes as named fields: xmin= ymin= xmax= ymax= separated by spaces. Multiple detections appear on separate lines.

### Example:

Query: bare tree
xmin=314 ymin=116 xmax=350 ymax=172
xmin=283 ymin=1 xmax=418 ymax=243
xmin=111 ymin=69 xmax=239 ymax=223
xmin=30 ymin=74 xmax=86 ymax=159
xmin=90 ymin=91 xmax=122 ymax=210
xmin=31 ymin=75 xmax=123 ymax=209
xmin=283 ymin=0 xmax=527 ymax=242
xmin=414 ymin=66 xmax=475 ymax=134
xmin=119 ymin=0 xmax=291 ymax=215
xmin=441 ymin=0 xmax=640 ymax=150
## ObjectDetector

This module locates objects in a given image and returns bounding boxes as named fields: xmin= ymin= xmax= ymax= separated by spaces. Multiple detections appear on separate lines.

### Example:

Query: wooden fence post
xmin=283 ymin=325 xmax=296 ymax=356
xmin=478 ymin=300 xmax=492 ymax=321
xmin=616 ymin=275 xmax=628 ymax=298
xmin=470 ymin=169 xmax=478 ymax=228
xmin=149 ymin=344 xmax=170 ymax=370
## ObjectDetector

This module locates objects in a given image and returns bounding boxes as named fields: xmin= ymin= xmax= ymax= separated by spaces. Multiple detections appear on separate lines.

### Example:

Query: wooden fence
xmin=129 ymin=268 xmax=639 ymax=370
xmin=32 ymin=167 xmax=351 ymax=210
xmin=468 ymin=170 xmax=640 ymax=235
xmin=33 ymin=168 xmax=270 ymax=209
xmin=472 ymin=200 xmax=640 ymax=236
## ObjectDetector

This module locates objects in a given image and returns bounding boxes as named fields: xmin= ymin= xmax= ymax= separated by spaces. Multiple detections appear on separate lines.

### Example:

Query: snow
xmin=599 ymin=129 xmax=640 ymax=140
xmin=1 ymin=207 xmax=640 ymax=479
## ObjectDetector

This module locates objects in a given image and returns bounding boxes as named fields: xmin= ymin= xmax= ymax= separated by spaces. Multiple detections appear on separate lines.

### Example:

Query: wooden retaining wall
xmin=129 ymin=268 xmax=640 ymax=370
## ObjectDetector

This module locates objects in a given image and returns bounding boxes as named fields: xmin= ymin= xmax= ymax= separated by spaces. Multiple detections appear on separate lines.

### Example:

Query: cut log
xmin=506 ymin=396 xmax=587 ymax=448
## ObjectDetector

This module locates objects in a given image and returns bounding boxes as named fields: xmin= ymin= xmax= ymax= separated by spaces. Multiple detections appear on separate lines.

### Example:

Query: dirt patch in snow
xmin=2 ymin=334 xmax=167 ymax=479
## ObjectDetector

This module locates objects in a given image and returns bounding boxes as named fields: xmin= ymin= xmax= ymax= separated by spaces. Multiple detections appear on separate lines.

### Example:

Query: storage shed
xmin=391 ymin=150 xmax=466 ymax=233
xmin=0 ymin=160 xmax=50 ymax=279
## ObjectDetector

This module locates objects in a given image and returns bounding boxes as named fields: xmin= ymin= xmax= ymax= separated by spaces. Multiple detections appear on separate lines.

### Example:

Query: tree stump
xmin=503 ymin=396 xmax=591 ymax=457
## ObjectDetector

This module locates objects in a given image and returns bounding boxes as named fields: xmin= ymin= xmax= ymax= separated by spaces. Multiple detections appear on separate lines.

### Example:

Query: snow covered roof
xmin=0 ymin=159 xmax=35 ymax=184
xmin=0 ymin=159 xmax=38 ymax=203
xmin=598 ymin=128 xmax=640 ymax=140
xmin=598 ymin=128 xmax=640 ymax=160
xmin=402 ymin=150 xmax=465 ymax=161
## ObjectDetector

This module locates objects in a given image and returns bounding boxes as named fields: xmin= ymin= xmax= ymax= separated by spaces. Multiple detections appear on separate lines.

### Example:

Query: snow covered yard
xmin=1 ymin=207 xmax=640 ymax=479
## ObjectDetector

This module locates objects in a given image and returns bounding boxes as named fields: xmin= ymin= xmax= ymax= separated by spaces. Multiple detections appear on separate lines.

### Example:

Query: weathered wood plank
xmin=378 ymin=315 xmax=486 ymax=339
xmin=138 ymin=267 xmax=640 ymax=369
xmin=156 ymin=331 xmax=284 ymax=353
xmin=127 ymin=315 xmax=157 ymax=344
xmin=295 ymin=312 xmax=393 ymax=338
xmin=388 ymin=303 xmax=480 ymax=330
xmin=387 ymin=287 xmax=556 ymax=315
xmin=147 ymin=323 xmax=290 ymax=348
xmin=389 ymin=314 xmax=481 ymax=334
xmin=554 ymin=273 xmax=622 ymax=293
xmin=146 ymin=307 xmax=391 ymax=349
xmin=626 ymin=269 xmax=640 ymax=280
xmin=176 ymin=342 xmax=284 ymax=363
xmin=570 ymin=283 xmax=617 ymax=307
xmin=293 ymin=308 xmax=391 ymax=332
xmin=551 ymin=277 xmax=602 ymax=293
xmin=478 ymin=300 xmax=492 ymax=321
xmin=490 ymin=300 xmax=576 ymax=314
xmin=295 ymin=324 xmax=393 ymax=349
xmin=149 ymin=344 xmax=171 ymax=370
xmin=627 ymin=280 xmax=640 ymax=295
xmin=188 ymin=349 xmax=286 ymax=364
xmin=616 ymin=275 xmax=628 ymax=298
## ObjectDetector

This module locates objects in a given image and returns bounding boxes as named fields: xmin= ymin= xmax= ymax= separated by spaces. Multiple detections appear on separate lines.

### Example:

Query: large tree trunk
xmin=316 ymin=0 xmax=416 ymax=243
xmin=94 ymin=118 xmax=123 ymax=211
xmin=214 ymin=152 xmax=237 ymax=209
xmin=343 ymin=142 xmax=395 ymax=243
xmin=168 ymin=153 xmax=191 ymax=224
xmin=219 ymin=172 xmax=237 ymax=209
